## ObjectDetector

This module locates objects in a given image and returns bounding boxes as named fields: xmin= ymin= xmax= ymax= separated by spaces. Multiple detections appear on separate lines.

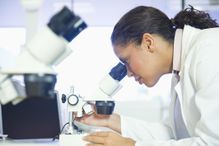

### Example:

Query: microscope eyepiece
xmin=48 ymin=6 xmax=87 ymax=42
xmin=109 ymin=62 xmax=127 ymax=81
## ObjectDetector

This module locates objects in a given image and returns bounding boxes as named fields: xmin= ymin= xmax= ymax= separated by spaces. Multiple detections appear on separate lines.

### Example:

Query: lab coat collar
xmin=173 ymin=29 xmax=183 ymax=74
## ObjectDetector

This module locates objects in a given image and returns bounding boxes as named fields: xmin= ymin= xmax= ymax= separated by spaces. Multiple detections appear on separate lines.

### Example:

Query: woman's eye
xmin=123 ymin=60 xmax=128 ymax=65
xmin=120 ymin=58 xmax=129 ymax=66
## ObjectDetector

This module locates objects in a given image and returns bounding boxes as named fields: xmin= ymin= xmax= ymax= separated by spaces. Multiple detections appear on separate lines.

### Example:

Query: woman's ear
xmin=141 ymin=33 xmax=155 ymax=53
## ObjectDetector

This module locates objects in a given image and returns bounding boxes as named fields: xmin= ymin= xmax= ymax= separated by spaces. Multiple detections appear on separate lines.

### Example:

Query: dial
xmin=68 ymin=94 xmax=79 ymax=106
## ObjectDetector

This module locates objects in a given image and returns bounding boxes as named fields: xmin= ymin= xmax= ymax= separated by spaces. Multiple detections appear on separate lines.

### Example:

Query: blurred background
xmin=0 ymin=0 xmax=219 ymax=27
xmin=0 ymin=0 xmax=218 ymax=122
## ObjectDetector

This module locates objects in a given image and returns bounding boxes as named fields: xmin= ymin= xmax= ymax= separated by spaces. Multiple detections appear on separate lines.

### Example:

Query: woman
xmin=80 ymin=5 xmax=219 ymax=146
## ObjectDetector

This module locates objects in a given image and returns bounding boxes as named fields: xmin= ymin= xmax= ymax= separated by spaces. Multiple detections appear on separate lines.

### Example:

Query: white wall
xmin=0 ymin=0 xmax=180 ymax=27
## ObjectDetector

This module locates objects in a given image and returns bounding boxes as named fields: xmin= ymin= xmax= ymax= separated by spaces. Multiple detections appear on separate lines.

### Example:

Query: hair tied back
xmin=170 ymin=18 xmax=176 ymax=29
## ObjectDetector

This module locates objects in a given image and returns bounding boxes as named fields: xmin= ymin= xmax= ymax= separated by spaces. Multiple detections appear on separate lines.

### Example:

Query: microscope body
xmin=91 ymin=62 xmax=127 ymax=115
xmin=65 ymin=62 xmax=127 ymax=118
xmin=0 ymin=6 xmax=87 ymax=105
xmin=60 ymin=63 xmax=127 ymax=145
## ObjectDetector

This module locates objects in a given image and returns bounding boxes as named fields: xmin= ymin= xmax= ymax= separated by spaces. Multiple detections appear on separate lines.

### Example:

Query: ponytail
xmin=172 ymin=5 xmax=218 ymax=29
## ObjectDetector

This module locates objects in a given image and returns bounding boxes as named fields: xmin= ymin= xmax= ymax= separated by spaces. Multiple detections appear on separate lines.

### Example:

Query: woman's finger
xmin=89 ymin=131 xmax=110 ymax=137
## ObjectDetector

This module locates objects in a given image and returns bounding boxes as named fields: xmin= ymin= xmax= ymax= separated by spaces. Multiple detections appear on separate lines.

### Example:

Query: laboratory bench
xmin=0 ymin=140 xmax=59 ymax=146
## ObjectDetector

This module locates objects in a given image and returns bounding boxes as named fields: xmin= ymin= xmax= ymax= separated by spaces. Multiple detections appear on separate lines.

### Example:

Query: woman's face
xmin=113 ymin=34 xmax=172 ymax=87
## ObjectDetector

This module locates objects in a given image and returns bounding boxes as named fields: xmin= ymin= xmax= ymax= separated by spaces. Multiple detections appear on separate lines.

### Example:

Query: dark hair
xmin=111 ymin=5 xmax=218 ymax=47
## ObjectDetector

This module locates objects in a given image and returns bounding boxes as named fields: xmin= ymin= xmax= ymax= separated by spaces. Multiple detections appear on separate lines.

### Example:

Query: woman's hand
xmin=78 ymin=113 xmax=110 ymax=127
xmin=77 ymin=113 xmax=121 ymax=133
xmin=83 ymin=131 xmax=135 ymax=146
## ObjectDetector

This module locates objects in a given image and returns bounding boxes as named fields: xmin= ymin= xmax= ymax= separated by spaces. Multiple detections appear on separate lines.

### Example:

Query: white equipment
xmin=0 ymin=0 xmax=127 ymax=145
xmin=0 ymin=2 xmax=87 ymax=105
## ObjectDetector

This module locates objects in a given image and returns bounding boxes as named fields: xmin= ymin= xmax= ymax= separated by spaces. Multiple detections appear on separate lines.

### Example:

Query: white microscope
xmin=0 ymin=3 xmax=87 ymax=105
xmin=59 ymin=62 xmax=127 ymax=145
xmin=0 ymin=1 xmax=88 ymax=142
xmin=0 ymin=0 xmax=127 ymax=144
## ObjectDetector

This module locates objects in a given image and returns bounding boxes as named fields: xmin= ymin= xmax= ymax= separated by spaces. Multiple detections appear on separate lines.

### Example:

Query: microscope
xmin=0 ymin=1 xmax=88 ymax=141
xmin=0 ymin=6 xmax=87 ymax=105
xmin=59 ymin=62 xmax=127 ymax=145
xmin=0 ymin=0 xmax=127 ymax=144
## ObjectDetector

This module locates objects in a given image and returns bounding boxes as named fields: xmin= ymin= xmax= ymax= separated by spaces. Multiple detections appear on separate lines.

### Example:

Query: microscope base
xmin=59 ymin=134 xmax=87 ymax=146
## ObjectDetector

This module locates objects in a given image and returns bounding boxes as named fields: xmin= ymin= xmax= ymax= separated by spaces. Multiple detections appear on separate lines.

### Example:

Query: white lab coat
xmin=120 ymin=25 xmax=219 ymax=146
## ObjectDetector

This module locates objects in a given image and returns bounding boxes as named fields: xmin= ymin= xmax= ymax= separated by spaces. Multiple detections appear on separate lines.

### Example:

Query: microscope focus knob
xmin=61 ymin=94 xmax=67 ymax=103
xmin=68 ymin=94 xmax=79 ymax=106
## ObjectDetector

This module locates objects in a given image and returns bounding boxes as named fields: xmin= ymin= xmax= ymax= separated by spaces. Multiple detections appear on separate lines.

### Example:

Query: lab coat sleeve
xmin=190 ymin=38 xmax=219 ymax=145
xmin=121 ymin=116 xmax=207 ymax=146
xmin=134 ymin=138 xmax=206 ymax=146
xmin=120 ymin=115 xmax=173 ymax=141
xmin=121 ymin=116 xmax=206 ymax=146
